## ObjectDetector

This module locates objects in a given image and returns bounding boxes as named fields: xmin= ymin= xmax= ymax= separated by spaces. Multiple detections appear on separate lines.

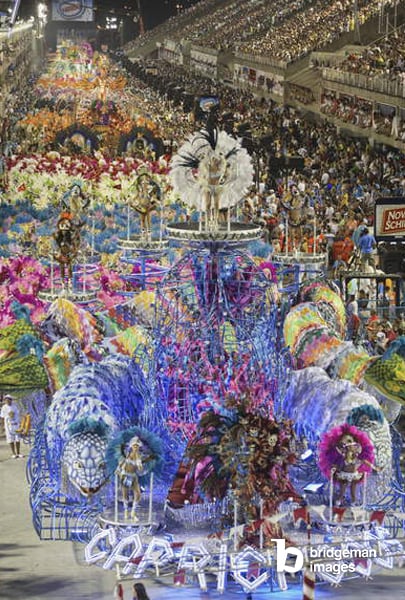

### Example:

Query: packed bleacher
xmin=329 ymin=25 xmax=405 ymax=84
xmin=320 ymin=90 xmax=404 ymax=139
xmin=318 ymin=25 xmax=405 ymax=140
xmin=320 ymin=91 xmax=373 ymax=128
xmin=237 ymin=0 xmax=386 ymax=61
xmin=126 ymin=0 xmax=398 ymax=64
xmin=166 ymin=0 xmax=306 ymax=53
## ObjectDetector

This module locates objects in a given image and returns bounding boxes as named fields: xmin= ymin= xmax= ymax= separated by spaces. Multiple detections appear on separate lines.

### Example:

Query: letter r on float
xmin=272 ymin=539 xmax=304 ymax=573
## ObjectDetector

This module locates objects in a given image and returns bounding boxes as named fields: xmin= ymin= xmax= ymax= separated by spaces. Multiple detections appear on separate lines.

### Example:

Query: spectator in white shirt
xmin=0 ymin=395 xmax=23 ymax=459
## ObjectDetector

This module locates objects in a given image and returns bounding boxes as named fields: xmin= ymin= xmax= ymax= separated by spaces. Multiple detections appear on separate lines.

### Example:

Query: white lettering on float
xmin=133 ymin=537 xmax=175 ymax=578
xmin=178 ymin=544 xmax=211 ymax=591
xmin=103 ymin=533 xmax=143 ymax=571
xmin=230 ymin=546 xmax=269 ymax=592
xmin=85 ymin=528 xmax=116 ymax=564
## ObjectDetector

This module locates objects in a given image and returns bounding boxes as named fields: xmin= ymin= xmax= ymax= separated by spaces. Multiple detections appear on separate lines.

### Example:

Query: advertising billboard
xmin=374 ymin=197 xmax=405 ymax=241
xmin=52 ymin=0 xmax=94 ymax=22
xmin=198 ymin=96 xmax=220 ymax=113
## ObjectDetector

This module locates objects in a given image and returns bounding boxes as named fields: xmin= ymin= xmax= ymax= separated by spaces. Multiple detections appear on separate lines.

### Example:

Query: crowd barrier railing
xmin=322 ymin=67 xmax=405 ymax=99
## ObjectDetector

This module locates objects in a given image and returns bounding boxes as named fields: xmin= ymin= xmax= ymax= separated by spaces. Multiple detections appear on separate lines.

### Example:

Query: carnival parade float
xmin=1 ymin=41 xmax=405 ymax=597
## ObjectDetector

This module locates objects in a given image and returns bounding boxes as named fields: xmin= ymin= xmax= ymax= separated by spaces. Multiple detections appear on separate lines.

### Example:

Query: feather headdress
xmin=106 ymin=426 xmax=164 ymax=484
xmin=170 ymin=128 xmax=253 ymax=211
xmin=318 ymin=423 xmax=375 ymax=479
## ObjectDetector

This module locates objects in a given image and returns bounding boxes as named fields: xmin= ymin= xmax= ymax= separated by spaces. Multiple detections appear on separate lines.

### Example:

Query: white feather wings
xmin=169 ymin=129 xmax=254 ymax=210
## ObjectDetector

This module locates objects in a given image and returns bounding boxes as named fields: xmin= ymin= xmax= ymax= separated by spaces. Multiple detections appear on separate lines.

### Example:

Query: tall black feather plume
xmin=198 ymin=127 xmax=218 ymax=151
xmin=175 ymin=152 xmax=200 ymax=169
xmin=225 ymin=147 xmax=239 ymax=160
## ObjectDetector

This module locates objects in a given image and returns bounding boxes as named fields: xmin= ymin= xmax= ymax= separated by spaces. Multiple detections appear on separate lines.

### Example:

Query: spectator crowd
xmin=126 ymin=0 xmax=399 ymax=64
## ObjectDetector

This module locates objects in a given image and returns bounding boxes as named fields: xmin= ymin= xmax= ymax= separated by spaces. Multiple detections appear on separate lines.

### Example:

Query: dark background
xmin=19 ymin=0 xmax=201 ymax=31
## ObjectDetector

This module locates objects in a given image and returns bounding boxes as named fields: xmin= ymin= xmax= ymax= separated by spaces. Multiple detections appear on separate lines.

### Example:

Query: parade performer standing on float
xmin=319 ymin=423 xmax=380 ymax=505
xmin=61 ymin=182 xmax=90 ymax=228
xmin=170 ymin=126 xmax=253 ymax=232
xmin=130 ymin=172 xmax=161 ymax=241
xmin=280 ymin=183 xmax=305 ymax=250
xmin=54 ymin=215 xmax=80 ymax=288
xmin=54 ymin=183 xmax=89 ymax=289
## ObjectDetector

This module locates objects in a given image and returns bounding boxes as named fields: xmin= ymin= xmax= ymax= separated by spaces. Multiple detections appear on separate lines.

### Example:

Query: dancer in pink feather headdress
xmin=318 ymin=424 xmax=380 ymax=505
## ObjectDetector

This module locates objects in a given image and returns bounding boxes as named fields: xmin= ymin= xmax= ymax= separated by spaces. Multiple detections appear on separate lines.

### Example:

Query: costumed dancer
xmin=54 ymin=183 xmax=90 ymax=289
xmin=198 ymin=150 xmax=229 ymax=230
xmin=0 ymin=152 xmax=8 ymax=198
xmin=53 ymin=215 xmax=81 ymax=290
xmin=170 ymin=127 xmax=253 ymax=233
xmin=61 ymin=181 xmax=90 ymax=229
xmin=319 ymin=423 xmax=379 ymax=505
xmin=106 ymin=425 xmax=163 ymax=521
xmin=280 ymin=184 xmax=305 ymax=250
xmin=116 ymin=435 xmax=144 ymax=521
xmin=130 ymin=172 xmax=161 ymax=241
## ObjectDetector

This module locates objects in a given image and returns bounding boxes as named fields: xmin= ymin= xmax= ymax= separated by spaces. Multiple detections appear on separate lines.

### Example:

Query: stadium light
xmin=106 ymin=16 xmax=118 ymax=30
xmin=37 ymin=2 xmax=47 ymax=23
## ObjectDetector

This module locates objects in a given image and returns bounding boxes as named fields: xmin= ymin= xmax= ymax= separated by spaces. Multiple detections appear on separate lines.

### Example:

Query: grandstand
xmin=124 ymin=0 xmax=405 ymax=150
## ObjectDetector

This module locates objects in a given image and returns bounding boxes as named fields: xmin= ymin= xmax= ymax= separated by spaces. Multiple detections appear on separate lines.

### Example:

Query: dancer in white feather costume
xmin=170 ymin=128 xmax=253 ymax=231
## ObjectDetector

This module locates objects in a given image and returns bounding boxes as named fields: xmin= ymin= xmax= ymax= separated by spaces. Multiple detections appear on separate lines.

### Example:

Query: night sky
xmin=18 ymin=1 xmax=202 ymax=31
xmin=16 ymin=0 xmax=203 ymax=51
xmin=108 ymin=0 xmax=202 ymax=30
xmin=140 ymin=1 xmax=174 ymax=29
